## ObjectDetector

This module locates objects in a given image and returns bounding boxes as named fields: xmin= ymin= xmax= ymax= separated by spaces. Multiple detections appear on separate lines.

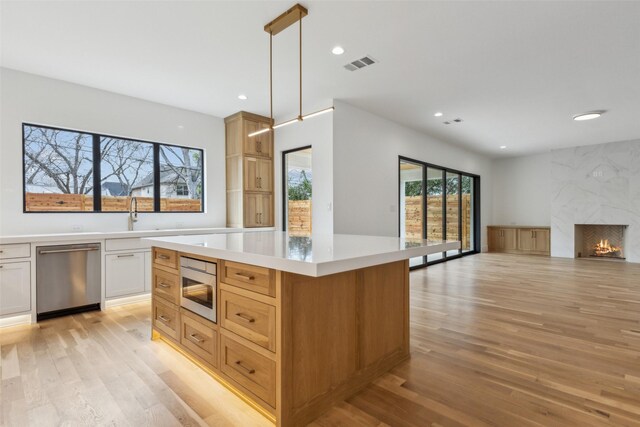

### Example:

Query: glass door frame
xmin=398 ymin=156 xmax=481 ymax=269
xmin=282 ymin=145 xmax=312 ymax=231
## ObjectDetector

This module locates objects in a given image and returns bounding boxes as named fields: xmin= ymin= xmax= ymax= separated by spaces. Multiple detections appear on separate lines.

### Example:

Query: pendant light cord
xmin=299 ymin=14 xmax=302 ymax=120
xmin=270 ymin=31 xmax=273 ymax=128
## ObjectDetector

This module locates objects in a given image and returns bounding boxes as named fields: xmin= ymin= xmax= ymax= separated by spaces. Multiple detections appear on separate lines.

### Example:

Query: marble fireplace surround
xmin=551 ymin=139 xmax=640 ymax=264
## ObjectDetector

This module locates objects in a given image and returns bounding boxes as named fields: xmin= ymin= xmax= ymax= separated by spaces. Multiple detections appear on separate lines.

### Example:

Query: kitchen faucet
xmin=128 ymin=196 xmax=138 ymax=231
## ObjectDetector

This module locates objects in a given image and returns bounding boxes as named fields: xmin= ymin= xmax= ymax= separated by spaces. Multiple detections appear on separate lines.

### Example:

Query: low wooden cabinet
xmin=488 ymin=226 xmax=550 ymax=256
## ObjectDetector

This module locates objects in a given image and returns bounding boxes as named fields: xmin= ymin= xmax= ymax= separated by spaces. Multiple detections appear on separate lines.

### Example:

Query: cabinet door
xmin=244 ymin=120 xmax=272 ymax=158
xmin=517 ymin=229 xmax=534 ymax=251
xmin=244 ymin=158 xmax=272 ymax=192
xmin=0 ymin=261 xmax=31 ymax=316
xmin=257 ymin=159 xmax=273 ymax=192
xmin=244 ymin=193 xmax=273 ymax=227
xmin=487 ymin=229 xmax=500 ymax=252
xmin=144 ymin=251 xmax=152 ymax=292
xmin=534 ymin=229 xmax=550 ymax=253
xmin=244 ymin=193 xmax=260 ymax=227
xmin=259 ymin=193 xmax=273 ymax=226
xmin=105 ymin=253 xmax=145 ymax=298
xmin=503 ymin=228 xmax=518 ymax=251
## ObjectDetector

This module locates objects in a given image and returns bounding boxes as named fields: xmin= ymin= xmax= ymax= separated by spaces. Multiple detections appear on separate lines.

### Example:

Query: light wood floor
xmin=2 ymin=254 xmax=640 ymax=426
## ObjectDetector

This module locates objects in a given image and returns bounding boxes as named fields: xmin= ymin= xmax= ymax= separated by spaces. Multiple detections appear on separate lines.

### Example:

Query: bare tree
xmin=24 ymin=126 xmax=93 ymax=194
xmin=100 ymin=138 xmax=153 ymax=195
xmin=159 ymin=147 xmax=202 ymax=199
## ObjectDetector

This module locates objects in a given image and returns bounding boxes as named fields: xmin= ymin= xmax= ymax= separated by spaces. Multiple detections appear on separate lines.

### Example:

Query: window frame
xmin=282 ymin=145 xmax=312 ymax=231
xmin=398 ymin=155 xmax=481 ymax=269
xmin=22 ymin=123 xmax=205 ymax=214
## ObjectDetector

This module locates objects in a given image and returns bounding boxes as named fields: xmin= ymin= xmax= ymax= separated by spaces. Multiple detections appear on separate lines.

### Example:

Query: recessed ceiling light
xmin=573 ymin=110 xmax=605 ymax=121
xmin=500 ymin=145 xmax=507 ymax=149
xmin=332 ymin=46 xmax=344 ymax=55
xmin=238 ymin=94 xmax=247 ymax=100
xmin=177 ymin=125 xmax=184 ymax=129
xmin=434 ymin=112 xmax=443 ymax=117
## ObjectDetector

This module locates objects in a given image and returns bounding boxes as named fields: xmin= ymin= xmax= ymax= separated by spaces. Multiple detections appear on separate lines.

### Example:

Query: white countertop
xmin=0 ymin=227 xmax=274 ymax=245
xmin=145 ymin=232 xmax=461 ymax=277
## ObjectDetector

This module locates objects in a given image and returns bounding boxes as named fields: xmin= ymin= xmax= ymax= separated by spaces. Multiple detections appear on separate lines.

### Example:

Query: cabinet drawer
xmin=221 ymin=261 xmax=274 ymax=297
xmin=153 ymin=268 xmax=180 ymax=305
xmin=0 ymin=244 xmax=30 ymax=260
xmin=180 ymin=311 xmax=218 ymax=368
xmin=220 ymin=335 xmax=276 ymax=407
xmin=153 ymin=247 xmax=178 ymax=270
xmin=152 ymin=298 xmax=180 ymax=341
xmin=220 ymin=290 xmax=276 ymax=352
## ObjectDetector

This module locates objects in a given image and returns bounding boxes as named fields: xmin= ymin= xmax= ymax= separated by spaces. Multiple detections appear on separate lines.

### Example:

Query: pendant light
xmin=248 ymin=4 xmax=334 ymax=138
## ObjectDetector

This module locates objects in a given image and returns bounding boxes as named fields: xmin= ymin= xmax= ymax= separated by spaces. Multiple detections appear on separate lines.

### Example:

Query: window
xmin=100 ymin=137 xmax=154 ymax=212
xmin=158 ymin=145 xmax=203 ymax=211
xmin=283 ymin=146 xmax=312 ymax=234
xmin=398 ymin=157 xmax=480 ymax=268
xmin=23 ymin=124 xmax=204 ymax=213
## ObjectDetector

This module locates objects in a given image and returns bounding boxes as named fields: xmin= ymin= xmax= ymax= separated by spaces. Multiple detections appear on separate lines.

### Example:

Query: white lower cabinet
xmin=0 ymin=261 xmax=31 ymax=316
xmin=105 ymin=252 xmax=146 ymax=298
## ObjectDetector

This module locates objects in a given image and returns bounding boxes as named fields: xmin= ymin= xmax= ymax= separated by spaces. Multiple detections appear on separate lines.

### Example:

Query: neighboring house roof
xmin=132 ymin=166 xmax=195 ymax=190
xmin=101 ymin=181 xmax=128 ymax=197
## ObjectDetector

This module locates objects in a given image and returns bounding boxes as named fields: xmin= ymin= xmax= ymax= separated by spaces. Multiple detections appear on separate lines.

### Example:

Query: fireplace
xmin=574 ymin=224 xmax=627 ymax=260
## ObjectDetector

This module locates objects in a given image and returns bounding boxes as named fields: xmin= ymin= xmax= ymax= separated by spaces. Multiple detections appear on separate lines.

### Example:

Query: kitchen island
xmin=145 ymin=232 xmax=459 ymax=427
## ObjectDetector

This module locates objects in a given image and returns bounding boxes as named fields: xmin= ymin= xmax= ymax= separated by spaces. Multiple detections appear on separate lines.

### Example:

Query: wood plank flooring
xmin=2 ymin=253 xmax=640 ymax=426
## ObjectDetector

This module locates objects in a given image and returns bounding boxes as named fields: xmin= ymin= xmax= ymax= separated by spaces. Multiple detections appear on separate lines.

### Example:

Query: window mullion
xmin=153 ymin=144 xmax=161 ymax=212
xmin=92 ymin=134 xmax=102 ymax=212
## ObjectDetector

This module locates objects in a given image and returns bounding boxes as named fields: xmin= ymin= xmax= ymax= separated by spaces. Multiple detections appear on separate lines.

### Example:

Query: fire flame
xmin=593 ymin=239 xmax=622 ymax=256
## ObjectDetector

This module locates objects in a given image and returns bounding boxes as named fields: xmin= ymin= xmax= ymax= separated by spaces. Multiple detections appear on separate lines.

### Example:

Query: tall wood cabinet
xmin=488 ymin=226 xmax=550 ymax=256
xmin=225 ymin=112 xmax=274 ymax=228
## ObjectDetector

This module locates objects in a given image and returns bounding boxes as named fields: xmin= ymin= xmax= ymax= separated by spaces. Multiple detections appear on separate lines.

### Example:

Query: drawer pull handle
xmin=189 ymin=333 xmax=204 ymax=343
xmin=157 ymin=254 xmax=170 ymax=260
xmin=234 ymin=272 xmax=255 ymax=281
xmin=235 ymin=360 xmax=255 ymax=374
xmin=158 ymin=315 xmax=171 ymax=323
xmin=117 ymin=254 xmax=135 ymax=258
xmin=235 ymin=313 xmax=256 ymax=323
xmin=158 ymin=282 xmax=171 ymax=288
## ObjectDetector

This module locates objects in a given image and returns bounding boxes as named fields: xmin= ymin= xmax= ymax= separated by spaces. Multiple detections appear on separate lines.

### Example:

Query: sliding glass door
xmin=399 ymin=157 xmax=480 ymax=267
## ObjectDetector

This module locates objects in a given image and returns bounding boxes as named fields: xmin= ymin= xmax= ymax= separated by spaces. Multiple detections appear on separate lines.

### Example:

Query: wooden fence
xmin=25 ymin=193 xmax=201 ymax=212
xmin=287 ymin=200 xmax=312 ymax=234
xmin=404 ymin=194 xmax=472 ymax=249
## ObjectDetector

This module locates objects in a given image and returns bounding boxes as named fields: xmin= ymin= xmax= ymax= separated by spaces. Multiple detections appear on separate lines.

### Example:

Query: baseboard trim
xmin=0 ymin=313 xmax=33 ymax=328
xmin=105 ymin=293 xmax=151 ymax=308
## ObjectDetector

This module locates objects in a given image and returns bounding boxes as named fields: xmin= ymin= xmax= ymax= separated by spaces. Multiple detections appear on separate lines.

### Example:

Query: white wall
xmin=0 ymin=68 xmax=226 ymax=235
xmin=492 ymin=152 xmax=552 ymax=226
xmin=332 ymin=101 xmax=493 ymax=250
xmin=273 ymin=113 xmax=333 ymax=234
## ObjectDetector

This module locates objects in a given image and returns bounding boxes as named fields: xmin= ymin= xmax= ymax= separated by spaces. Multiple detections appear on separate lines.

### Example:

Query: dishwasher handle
xmin=39 ymin=246 xmax=100 ymax=255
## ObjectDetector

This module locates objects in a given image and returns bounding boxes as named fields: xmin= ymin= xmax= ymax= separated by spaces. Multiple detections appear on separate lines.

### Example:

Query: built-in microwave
xmin=180 ymin=257 xmax=216 ymax=323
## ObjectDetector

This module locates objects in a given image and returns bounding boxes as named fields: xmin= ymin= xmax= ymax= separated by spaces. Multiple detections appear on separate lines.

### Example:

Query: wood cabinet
xmin=105 ymin=252 xmax=146 ymax=298
xmin=225 ymin=111 xmax=274 ymax=228
xmin=0 ymin=261 xmax=31 ymax=316
xmin=244 ymin=157 xmax=273 ymax=192
xmin=151 ymin=247 xmax=410 ymax=427
xmin=488 ymin=226 xmax=550 ymax=256
xmin=244 ymin=193 xmax=273 ymax=228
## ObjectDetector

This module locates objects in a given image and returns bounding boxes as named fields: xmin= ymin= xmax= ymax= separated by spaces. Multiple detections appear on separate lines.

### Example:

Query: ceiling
xmin=2 ymin=1 xmax=639 ymax=158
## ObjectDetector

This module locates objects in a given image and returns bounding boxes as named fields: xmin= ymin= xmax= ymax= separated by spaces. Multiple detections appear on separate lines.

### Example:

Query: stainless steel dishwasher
xmin=36 ymin=243 xmax=101 ymax=320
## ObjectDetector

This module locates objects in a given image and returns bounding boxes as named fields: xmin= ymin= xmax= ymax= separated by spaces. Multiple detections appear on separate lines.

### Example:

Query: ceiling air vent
xmin=344 ymin=55 xmax=378 ymax=71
